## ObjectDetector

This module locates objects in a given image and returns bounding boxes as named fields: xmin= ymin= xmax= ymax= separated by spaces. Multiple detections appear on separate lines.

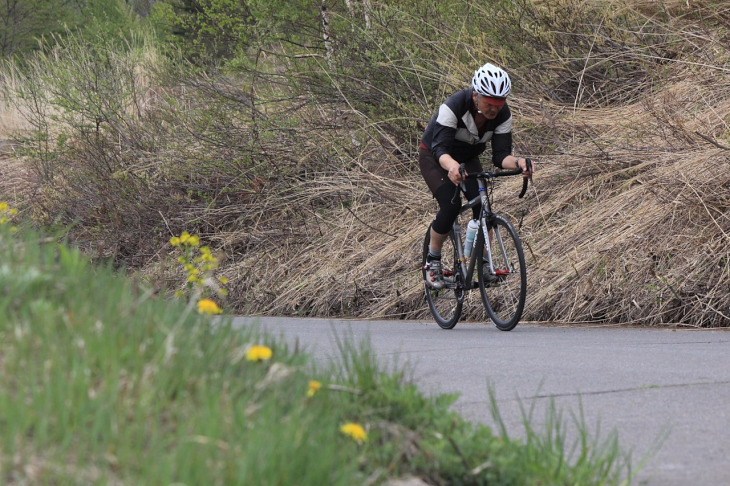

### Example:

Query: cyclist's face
xmin=473 ymin=93 xmax=505 ymax=119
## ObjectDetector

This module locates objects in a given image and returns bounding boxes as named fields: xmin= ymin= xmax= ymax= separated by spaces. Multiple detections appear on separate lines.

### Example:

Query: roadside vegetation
xmin=0 ymin=219 xmax=633 ymax=484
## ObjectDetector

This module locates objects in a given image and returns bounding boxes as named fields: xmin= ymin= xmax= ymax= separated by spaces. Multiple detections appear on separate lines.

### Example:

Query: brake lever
xmin=451 ymin=163 xmax=467 ymax=204
xmin=518 ymin=158 xmax=533 ymax=199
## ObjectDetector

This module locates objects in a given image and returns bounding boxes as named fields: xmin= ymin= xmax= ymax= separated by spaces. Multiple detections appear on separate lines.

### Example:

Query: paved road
xmin=231 ymin=316 xmax=730 ymax=485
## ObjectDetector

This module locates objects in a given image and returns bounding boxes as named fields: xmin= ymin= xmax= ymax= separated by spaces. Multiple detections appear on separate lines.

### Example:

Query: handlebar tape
xmin=518 ymin=158 xmax=533 ymax=199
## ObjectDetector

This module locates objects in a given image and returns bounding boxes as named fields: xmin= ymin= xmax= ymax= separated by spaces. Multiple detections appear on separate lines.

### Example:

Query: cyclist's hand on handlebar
xmin=517 ymin=157 xmax=535 ymax=178
xmin=447 ymin=161 xmax=464 ymax=185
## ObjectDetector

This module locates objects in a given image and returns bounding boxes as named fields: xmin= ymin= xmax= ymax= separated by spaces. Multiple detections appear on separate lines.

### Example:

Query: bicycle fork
xmin=480 ymin=213 xmax=515 ymax=279
xmin=451 ymin=222 xmax=468 ymax=289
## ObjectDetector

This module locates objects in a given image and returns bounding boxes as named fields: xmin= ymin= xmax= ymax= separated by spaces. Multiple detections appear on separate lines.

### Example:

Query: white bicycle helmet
xmin=471 ymin=63 xmax=511 ymax=98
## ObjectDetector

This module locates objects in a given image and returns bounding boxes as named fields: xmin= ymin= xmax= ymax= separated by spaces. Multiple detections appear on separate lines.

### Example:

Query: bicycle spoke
xmin=422 ymin=225 xmax=463 ymax=329
xmin=478 ymin=216 xmax=526 ymax=331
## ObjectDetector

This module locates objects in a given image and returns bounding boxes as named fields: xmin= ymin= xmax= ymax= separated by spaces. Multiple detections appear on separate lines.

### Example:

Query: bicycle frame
xmin=452 ymin=176 xmax=497 ymax=291
xmin=453 ymin=160 xmax=531 ymax=285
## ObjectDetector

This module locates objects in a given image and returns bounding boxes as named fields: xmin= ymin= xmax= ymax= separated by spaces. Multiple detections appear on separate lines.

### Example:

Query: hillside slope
xmin=1 ymin=0 xmax=728 ymax=326
xmin=218 ymin=2 xmax=730 ymax=327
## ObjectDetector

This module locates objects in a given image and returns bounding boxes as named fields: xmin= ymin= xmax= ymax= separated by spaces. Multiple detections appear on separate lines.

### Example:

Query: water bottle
xmin=464 ymin=219 xmax=479 ymax=258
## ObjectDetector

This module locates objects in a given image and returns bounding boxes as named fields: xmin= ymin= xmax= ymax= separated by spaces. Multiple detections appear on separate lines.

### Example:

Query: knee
xmin=432 ymin=208 xmax=458 ymax=234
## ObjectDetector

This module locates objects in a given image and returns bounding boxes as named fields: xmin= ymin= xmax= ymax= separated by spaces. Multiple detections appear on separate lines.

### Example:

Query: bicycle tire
xmin=477 ymin=215 xmax=526 ymax=331
xmin=422 ymin=224 xmax=463 ymax=329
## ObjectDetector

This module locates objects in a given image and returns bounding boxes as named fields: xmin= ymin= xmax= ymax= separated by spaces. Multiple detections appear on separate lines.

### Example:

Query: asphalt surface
xmin=231 ymin=316 xmax=730 ymax=485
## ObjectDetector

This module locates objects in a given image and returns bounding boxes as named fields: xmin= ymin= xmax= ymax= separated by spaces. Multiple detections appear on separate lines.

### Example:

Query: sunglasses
xmin=481 ymin=95 xmax=506 ymax=107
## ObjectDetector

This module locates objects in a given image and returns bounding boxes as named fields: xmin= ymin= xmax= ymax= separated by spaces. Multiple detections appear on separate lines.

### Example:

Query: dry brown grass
xmin=207 ymin=58 xmax=730 ymax=327
xmin=206 ymin=130 xmax=728 ymax=326
xmin=514 ymin=63 xmax=730 ymax=326
xmin=0 ymin=72 xmax=28 ymax=138
xmin=0 ymin=79 xmax=31 ymax=203
xmin=0 ymin=100 xmax=30 ymax=206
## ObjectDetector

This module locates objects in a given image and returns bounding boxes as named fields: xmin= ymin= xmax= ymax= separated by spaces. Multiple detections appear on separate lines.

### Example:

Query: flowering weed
xmin=246 ymin=344 xmax=273 ymax=362
xmin=0 ymin=202 xmax=19 ymax=232
xmin=170 ymin=231 xmax=227 ymax=312
xmin=340 ymin=422 xmax=368 ymax=443
xmin=197 ymin=298 xmax=223 ymax=315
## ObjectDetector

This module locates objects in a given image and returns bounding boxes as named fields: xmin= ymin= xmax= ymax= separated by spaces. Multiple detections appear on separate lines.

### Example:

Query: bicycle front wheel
xmin=477 ymin=216 xmax=526 ymax=331
xmin=422 ymin=224 xmax=463 ymax=329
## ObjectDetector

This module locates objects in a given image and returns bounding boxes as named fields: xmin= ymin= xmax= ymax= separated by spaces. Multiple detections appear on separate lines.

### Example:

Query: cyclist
xmin=420 ymin=62 xmax=535 ymax=289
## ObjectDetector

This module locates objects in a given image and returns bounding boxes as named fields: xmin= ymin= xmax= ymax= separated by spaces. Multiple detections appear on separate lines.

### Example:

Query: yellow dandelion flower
xmin=245 ymin=345 xmax=273 ymax=362
xmin=170 ymin=236 xmax=181 ymax=246
xmin=340 ymin=422 xmax=367 ymax=443
xmin=197 ymin=298 xmax=222 ymax=315
xmin=307 ymin=380 xmax=322 ymax=397
xmin=0 ymin=202 xmax=7 ymax=211
xmin=188 ymin=235 xmax=200 ymax=246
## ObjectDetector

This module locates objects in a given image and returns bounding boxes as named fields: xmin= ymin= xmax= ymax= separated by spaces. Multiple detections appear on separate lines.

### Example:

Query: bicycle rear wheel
xmin=477 ymin=216 xmax=526 ymax=331
xmin=422 ymin=224 xmax=463 ymax=329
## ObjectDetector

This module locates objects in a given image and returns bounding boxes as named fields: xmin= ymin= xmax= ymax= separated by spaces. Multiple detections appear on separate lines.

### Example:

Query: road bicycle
xmin=422 ymin=161 xmax=532 ymax=330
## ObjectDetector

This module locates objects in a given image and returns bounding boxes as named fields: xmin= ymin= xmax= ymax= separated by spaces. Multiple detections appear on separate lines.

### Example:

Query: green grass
xmin=0 ymin=224 xmax=635 ymax=484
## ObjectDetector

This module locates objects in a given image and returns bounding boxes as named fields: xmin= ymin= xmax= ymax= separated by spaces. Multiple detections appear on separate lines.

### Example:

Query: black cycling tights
xmin=430 ymin=179 xmax=481 ymax=235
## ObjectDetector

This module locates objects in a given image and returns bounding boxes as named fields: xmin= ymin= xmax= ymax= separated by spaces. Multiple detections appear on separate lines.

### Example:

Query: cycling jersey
xmin=421 ymin=88 xmax=513 ymax=168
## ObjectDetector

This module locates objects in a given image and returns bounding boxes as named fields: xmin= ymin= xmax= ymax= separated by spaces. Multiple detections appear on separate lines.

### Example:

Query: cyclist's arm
xmin=490 ymin=108 xmax=513 ymax=168
xmin=502 ymin=155 xmax=535 ymax=175
xmin=492 ymin=131 xmax=535 ymax=176
xmin=431 ymin=125 xmax=465 ymax=185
